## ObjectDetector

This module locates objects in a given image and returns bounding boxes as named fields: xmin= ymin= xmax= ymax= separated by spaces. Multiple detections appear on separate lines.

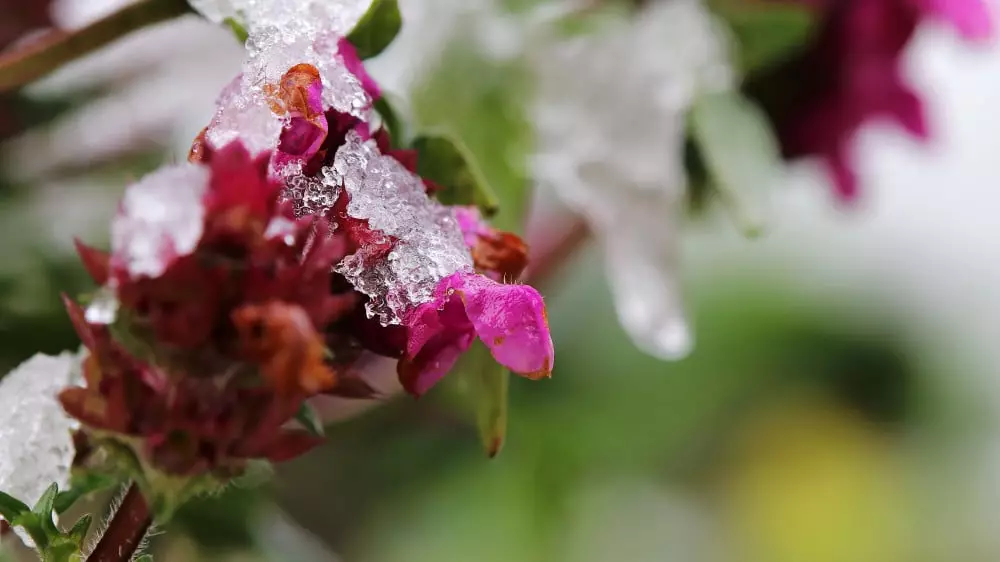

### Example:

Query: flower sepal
xmin=0 ymin=483 xmax=94 ymax=562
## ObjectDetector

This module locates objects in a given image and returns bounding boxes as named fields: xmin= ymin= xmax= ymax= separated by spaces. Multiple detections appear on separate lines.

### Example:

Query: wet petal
xmin=399 ymin=296 xmax=476 ymax=396
xmin=337 ymin=37 xmax=381 ymax=100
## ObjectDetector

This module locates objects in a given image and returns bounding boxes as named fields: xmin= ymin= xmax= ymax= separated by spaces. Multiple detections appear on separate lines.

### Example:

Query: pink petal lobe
xmin=337 ymin=37 xmax=381 ymax=100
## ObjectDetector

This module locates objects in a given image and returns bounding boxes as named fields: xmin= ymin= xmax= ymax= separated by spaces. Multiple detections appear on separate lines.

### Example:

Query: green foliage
xmin=346 ymin=0 xmax=402 ymax=60
xmin=710 ymin=0 xmax=815 ymax=72
xmin=409 ymin=34 xmax=534 ymax=232
xmin=374 ymin=96 xmax=406 ymax=148
xmin=295 ymin=403 xmax=325 ymax=437
xmin=0 ymin=483 xmax=98 ymax=561
xmin=447 ymin=342 xmax=510 ymax=457
xmin=414 ymin=134 xmax=499 ymax=216
xmin=224 ymin=17 xmax=249 ymax=43
xmin=689 ymin=91 xmax=781 ymax=237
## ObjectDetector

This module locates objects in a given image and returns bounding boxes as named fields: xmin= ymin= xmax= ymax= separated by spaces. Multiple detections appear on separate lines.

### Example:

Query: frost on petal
xmin=531 ymin=0 xmax=728 ymax=360
xmin=110 ymin=163 xmax=210 ymax=280
xmin=202 ymin=0 xmax=375 ymax=162
xmin=0 ymin=353 xmax=79 ymax=515
xmin=399 ymin=271 xmax=554 ymax=395
xmin=332 ymin=130 xmax=472 ymax=324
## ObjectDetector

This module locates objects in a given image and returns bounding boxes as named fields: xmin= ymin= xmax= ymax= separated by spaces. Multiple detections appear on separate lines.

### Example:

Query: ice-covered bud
xmin=0 ymin=353 xmax=79 ymax=513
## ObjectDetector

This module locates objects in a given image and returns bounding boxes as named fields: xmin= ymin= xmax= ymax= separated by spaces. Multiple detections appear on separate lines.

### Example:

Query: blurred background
xmin=4 ymin=0 xmax=1000 ymax=561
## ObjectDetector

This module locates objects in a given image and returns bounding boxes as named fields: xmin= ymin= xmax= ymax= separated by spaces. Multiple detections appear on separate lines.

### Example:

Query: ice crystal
xmin=531 ymin=0 xmax=731 ymax=359
xmin=0 ymin=353 xmax=79 ymax=519
xmin=331 ymin=131 xmax=472 ymax=324
xmin=200 ymin=0 xmax=375 ymax=158
xmin=110 ymin=163 xmax=209 ymax=280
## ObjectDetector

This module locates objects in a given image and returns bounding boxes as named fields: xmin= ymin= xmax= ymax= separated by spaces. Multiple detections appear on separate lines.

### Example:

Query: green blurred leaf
xmin=295 ymin=403 xmax=325 ymax=437
xmin=224 ymin=17 xmax=248 ymax=43
xmin=32 ymin=483 xmax=58 ymax=536
xmin=414 ymin=134 xmax=499 ymax=216
xmin=712 ymin=1 xmax=815 ymax=72
xmin=453 ymin=342 xmax=510 ymax=458
xmin=410 ymin=34 xmax=533 ymax=232
xmin=54 ymin=471 xmax=119 ymax=514
xmin=0 ymin=490 xmax=29 ymax=522
xmin=12 ymin=512 xmax=48 ymax=550
xmin=66 ymin=514 xmax=92 ymax=544
xmin=347 ymin=0 xmax=402 ymax=60
xmin=374 ymin=96 xmax=406 ymax=148
xmin=689 ymin=91 xmax=780 ymax=237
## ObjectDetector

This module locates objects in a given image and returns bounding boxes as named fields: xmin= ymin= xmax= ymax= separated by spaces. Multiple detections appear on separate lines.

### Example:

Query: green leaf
xmin=12 ymin=512 xmax=48 ymax=550
xmin=133 ymin=555 xmax=154 ymax=562
xmin=689 ymin=91 xmax=781 ymax=238
xmin=32 ymin=483 xmax=59 ymax=536
xmin=454 ymin=342 xmax=510 ymax=458
xmin=224 ymin=17 xmax=249 ymax=43
xmin=374 ymin=96 xmax=405 ymax=148
xmin=294 ymin=403 xmax=325 ymax=437
xmin=409 ymin=32 xmax=533 ymax=232
xmin=0 ymin=490 xmax=29 ymax=522
xmin=711 ymin=1 xmax=814 ymax=72
xmin=66 ymin=514 xmax=92 ymax=544
xmin=346 ymin=0 xmax=402 ymax=60
xmin=413 ymin=134 xmax=499 ymax=216
xmin=54 ymin=471 xmax=119 ymax=514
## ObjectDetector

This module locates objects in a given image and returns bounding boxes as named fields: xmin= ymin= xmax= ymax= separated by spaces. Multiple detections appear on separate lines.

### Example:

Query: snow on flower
xmin=531 ymin=0 xmax=731 ymax=360
xmin=0 ymin=353 xmax=79 ymax=511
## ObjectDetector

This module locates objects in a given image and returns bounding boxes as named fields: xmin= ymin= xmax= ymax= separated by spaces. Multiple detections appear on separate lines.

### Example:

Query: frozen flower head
xmin=746 ymin=0 xmax=992 ymax=200
xmin=0 ymin=353 xmax=78 ymax=514
xmin=188 ymin=0 xmax=553 ymax=396
xmin=532 ymin=0 xmax=732 ymax=360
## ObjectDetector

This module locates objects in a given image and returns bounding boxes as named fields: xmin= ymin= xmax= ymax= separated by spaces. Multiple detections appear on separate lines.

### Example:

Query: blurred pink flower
xmin=750 ymin=0 xmax=992 ymax=200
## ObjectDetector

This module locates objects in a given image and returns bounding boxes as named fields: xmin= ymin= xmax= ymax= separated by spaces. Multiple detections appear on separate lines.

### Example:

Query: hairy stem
xmin=88 ymin=484 xmax=152 ymax=562
xmin=0 ymin=0 xmax=194 ymax=92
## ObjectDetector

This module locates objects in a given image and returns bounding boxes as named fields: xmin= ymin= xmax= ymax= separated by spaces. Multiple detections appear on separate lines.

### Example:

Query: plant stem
xmin=524 ymin=213 xmax=591 ymax=288
xmin=0 ymin=0 xmax=194 ymax=92
xmin=88 ymin=484 xmax=152 ymax=562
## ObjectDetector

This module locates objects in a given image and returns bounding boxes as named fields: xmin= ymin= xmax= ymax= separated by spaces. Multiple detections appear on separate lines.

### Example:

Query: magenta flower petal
xmin=399 ymin=271 xmax=554 ymax=395
xmin=447 ymin=273 xmax=554 ymax=379
xmin=399 ymin=297 xmax=476 ymax=396
xmin=337 ymin=37 xmax=381 ymax=100
xmin=925 ymin=0 xmax=994 ymax=41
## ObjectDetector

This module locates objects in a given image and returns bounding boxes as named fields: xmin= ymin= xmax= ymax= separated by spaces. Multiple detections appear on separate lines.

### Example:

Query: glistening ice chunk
xmin=531 ymin=0 xmax=731 ymax=359
xmin=110 ymin=163 xmax=209 ymax=279
xmin=332 ymin=131 xmax=472 ymax=324
xmin=201 ymin=0 xmax=375 ymax=158
xmin=0 ymin=353 xmax=79 ymax=520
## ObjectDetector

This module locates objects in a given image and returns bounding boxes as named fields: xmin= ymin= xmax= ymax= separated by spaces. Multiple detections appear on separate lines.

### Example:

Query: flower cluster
xmin=57 ymin=0 xmax=554 ymax=494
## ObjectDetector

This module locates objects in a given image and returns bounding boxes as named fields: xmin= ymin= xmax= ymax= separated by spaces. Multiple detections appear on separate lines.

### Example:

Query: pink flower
xmin=454 ymin=206 xmax=529 ymax=282
xmin=748 ymin=0 xmax=992 ymax=200
xmin=398 ymin=271 xmax=554 ymax=396
xmin=337 ymin=37 xmax=381 ymax=100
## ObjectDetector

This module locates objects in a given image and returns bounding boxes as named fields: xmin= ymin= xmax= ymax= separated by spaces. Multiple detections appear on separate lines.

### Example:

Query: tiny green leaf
xmin=54 ymin=471 xmax=119 ymax=514
xmin=33 ymin=483 xmax=59 ymax=535
xmin=711 ymin=1 xmax=814 ymax=72
xmin=66 ymin=514 xmax=93 ymax=545
xmin=689 ymin=91 xmax=781 ymax=237
xmin=0 ymin=490 xmax=30 ymax=522
xmin=224 ymin=17 xmax=249 ymax=44
xmin=294 ymin=403 xmax=325 ymax=437
xmin=12 ymin=512 xmax=48 ymax=550
xmin=374 ymin=96 xmax=405 ymax=148
xmin=346 ymin=0 xmax=402 ymax=60
xmin=413 ymin=134 xmax=500 ymax=216
xmin=454 ymin=342 xmax=509 ymax=458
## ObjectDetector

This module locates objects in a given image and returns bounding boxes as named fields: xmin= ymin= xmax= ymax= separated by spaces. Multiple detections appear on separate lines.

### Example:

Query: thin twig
xmin=88 ymin=484 xmax=152 ymax=562
xmin=0 ymin=0 xmax=194 ymax=92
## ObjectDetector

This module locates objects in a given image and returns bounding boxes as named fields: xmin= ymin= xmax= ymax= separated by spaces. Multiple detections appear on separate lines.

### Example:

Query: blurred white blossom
xmin=531 ymin=0 xmax=732 ymax=359
xmin=0 ymin=352 xmax=79 ymax=512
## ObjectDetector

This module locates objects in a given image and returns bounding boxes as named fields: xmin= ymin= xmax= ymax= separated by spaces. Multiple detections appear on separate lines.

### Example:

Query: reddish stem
xmin=0 ymin=0 xmax=193 ymax=92
xmin=524 ymin=213 xmax=591 ymax=287
xmin=88 ymin=484 xmax=152 ymax=562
